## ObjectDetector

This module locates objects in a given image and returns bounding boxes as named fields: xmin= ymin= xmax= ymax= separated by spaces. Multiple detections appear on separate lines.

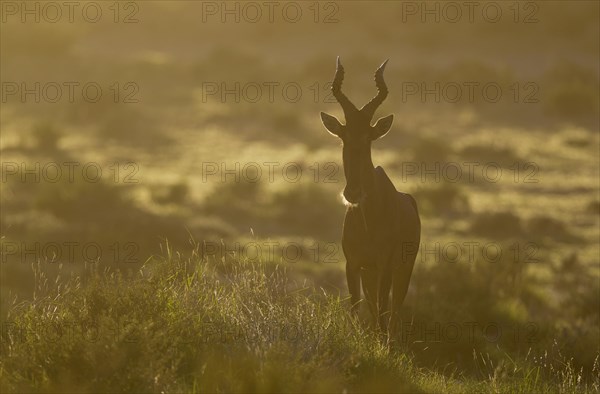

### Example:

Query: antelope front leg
xmin=346 ymin=261 xmax=361 ymax=314
xmin=361 ymin=268 xmax=380 ymax=328
xmin=388 ymin=262 xmax=415 ymax=344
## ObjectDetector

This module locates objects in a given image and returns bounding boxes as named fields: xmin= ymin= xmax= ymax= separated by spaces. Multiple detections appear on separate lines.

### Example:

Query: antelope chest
xmin=341 ymin=207 xmax=396 ymax=269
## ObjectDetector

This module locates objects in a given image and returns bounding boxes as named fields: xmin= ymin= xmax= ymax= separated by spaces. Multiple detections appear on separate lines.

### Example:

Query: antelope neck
xmin=361 ymin=156 xmax=376 ymax=199
xmin=353 ymin=155 xmax=377 ymax=209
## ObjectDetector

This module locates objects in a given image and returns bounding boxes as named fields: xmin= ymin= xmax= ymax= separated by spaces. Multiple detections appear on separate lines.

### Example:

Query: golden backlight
xmin=1 ymin=2 xmax=599 ymax=392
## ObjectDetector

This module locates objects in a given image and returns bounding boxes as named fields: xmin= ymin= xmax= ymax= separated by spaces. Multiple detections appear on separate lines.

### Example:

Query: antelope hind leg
xmin=377 ymin=268 xmax=392 ymax=332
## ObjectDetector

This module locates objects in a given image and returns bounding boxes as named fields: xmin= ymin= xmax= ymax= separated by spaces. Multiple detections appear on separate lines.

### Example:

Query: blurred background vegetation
xmin=0 ymin=1 xmax=599 ymax=392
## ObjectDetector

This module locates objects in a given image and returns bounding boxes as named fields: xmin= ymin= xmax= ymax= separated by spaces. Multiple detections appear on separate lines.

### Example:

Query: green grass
xmin=1 ymin=246 xmax=598 ymax=393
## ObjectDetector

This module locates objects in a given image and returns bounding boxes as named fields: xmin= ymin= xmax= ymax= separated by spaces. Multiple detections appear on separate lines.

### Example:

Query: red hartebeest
xmin=320 ymin=57 xmax=421 ymax=337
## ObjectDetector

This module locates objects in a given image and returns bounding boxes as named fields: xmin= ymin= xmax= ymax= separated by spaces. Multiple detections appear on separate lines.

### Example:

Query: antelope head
xmin=321 ymin=57 xmax=394 ymax=205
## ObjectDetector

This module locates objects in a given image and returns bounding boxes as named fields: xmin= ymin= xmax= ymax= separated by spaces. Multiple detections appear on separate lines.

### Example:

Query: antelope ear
xmin=320 ymin=112 xmax=343 ymax=137
xmin=370 ymin=114 xmax=394 ymax=140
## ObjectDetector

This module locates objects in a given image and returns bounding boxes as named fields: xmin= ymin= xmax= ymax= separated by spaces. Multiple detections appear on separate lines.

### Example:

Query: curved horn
xmin=331 ymin=56 xmax=358 ymax=119
xmin=361 ymin=59 xmax=389 ymax=120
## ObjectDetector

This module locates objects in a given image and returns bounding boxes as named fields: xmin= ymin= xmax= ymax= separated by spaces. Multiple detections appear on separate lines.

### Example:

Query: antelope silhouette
xmin=320 ymin=57 xmax=421 ymax=337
